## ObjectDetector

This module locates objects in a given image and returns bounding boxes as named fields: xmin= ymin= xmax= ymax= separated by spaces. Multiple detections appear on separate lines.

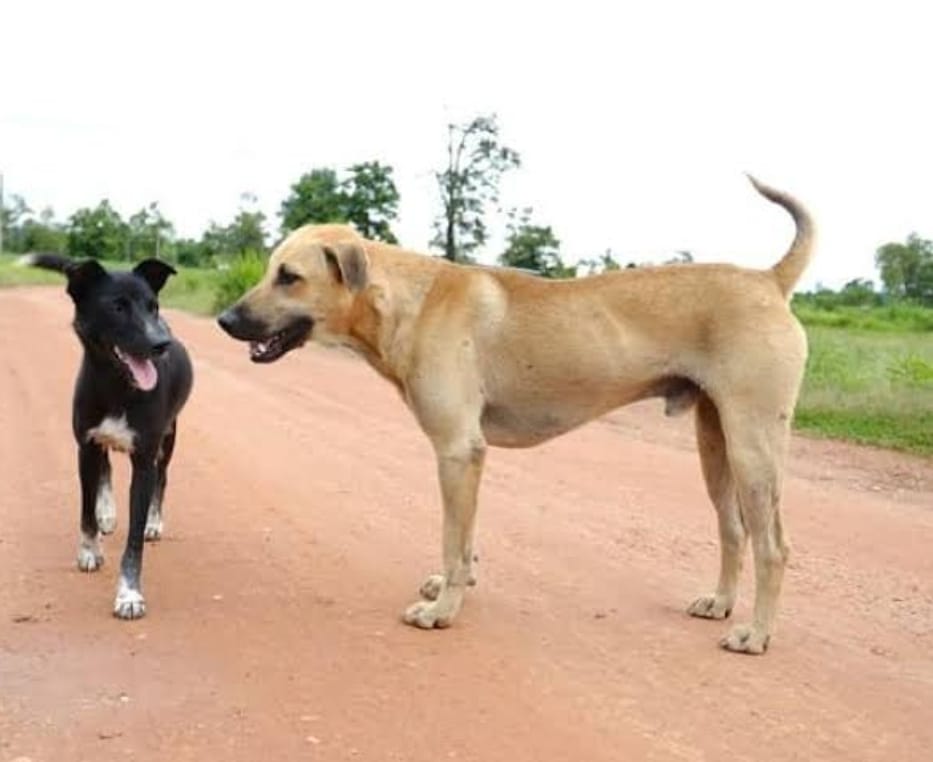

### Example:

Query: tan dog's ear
xmin=322 ymin=243 xmax=368 ymax=292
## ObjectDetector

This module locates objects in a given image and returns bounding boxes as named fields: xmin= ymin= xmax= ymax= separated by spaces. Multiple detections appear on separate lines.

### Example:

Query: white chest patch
xmin=86 ymin=415 xmax=137 ymax=453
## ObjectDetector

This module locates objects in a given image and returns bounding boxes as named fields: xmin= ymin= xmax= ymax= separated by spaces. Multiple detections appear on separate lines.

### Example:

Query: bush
xmin=792 ymin=300 xmax=933 ymax=332
xmin=212 ymin=251 xmax=267 ymax=314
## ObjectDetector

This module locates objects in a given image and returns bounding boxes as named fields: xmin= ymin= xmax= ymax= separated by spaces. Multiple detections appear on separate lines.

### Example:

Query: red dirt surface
xmin=2 ymin=287 xmax=932 ymax=761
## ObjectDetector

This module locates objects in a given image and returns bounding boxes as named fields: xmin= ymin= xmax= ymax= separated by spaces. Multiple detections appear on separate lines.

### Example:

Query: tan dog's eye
xmin=275 ymin=265 xmax=303 ymax=287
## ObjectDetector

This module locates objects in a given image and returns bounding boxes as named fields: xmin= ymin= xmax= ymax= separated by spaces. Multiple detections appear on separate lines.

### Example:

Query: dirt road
xmin=2 ymin=287 xmax=932 ymax=761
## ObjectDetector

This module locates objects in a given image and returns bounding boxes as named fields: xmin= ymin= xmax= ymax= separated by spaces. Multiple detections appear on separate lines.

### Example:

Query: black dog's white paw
xmin=113 ymin=578 xmax=146 ymax=620
xmin=77 ymin=535 xmax=103 ymax=572
xmin=144 ymin=517 xmax=163 ymax=542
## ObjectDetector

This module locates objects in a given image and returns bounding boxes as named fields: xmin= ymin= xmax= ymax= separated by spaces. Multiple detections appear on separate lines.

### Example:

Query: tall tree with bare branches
xmin=433 ymin=114 xmax=520 ymax=261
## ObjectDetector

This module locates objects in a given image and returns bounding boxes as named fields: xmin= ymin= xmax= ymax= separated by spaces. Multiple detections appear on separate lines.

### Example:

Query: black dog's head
xmin=64 ymin=259 xmax=178 ymax=391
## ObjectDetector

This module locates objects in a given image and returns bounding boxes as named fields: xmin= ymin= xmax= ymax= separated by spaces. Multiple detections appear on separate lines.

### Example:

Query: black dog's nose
xmin=151 ymin=339 xmax=171 ymax=357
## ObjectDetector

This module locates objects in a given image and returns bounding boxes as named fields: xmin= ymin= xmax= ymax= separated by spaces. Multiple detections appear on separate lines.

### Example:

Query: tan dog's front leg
xmin=404 ymin=437 xmax=485 ymax=629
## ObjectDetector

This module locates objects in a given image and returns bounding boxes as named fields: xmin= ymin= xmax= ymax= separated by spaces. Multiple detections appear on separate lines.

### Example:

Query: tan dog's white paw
xmin=403 ymin=600 xmax=455 ymax=629
xmin=687 ymin=594 xmax=733 ymax=620
xmin=720 ymin=623 xmax=770 ymax=654
xmin=419 ymin=569 xmax=477 ymax=601
xmin=419 ymin=574 xmax=445 ymax=601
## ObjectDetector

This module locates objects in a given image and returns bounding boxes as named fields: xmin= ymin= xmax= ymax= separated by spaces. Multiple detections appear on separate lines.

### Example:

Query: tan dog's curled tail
xmin=746 ymin=174 xmax=815 ymax=298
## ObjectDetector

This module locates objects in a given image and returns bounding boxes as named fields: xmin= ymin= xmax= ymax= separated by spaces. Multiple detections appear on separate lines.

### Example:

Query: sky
xmin=2 ymin=0 xmax=931 ymax=290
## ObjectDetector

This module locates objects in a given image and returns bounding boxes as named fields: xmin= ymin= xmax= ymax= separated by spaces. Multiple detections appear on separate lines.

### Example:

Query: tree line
xmin=1 ymin=112 xmax=931 ymax=304
xmin=0 ymin=114 xmax=629 ymax=277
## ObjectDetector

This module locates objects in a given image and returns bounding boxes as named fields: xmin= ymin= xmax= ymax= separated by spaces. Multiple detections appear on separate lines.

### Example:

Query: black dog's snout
xmin=151 ymin=339 xmax=171 ymax=357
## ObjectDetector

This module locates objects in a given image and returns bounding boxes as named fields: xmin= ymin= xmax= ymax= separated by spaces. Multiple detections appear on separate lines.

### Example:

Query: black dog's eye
xmin=113 ymin=297 xmax=131 ymax=314
xmin=275 ymin=265 xmax=302 ymax=286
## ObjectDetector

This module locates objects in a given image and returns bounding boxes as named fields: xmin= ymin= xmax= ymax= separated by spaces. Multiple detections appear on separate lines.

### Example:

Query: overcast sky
xmin=2 ymin=0 xmax=931 ymax=289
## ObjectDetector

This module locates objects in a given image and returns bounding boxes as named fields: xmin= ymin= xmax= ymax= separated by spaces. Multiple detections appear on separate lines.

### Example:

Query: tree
xmin=226 ymin=193 xmax=268 ymax=254
xmin=67 ymin=200 xmax=128 ymax=260
xmin=838 ymin=278 xmax=880 ymax=307
xmin=433 ymin=114 xmax=521 ymax=262
xmin=665 ymin=250 xmax=694 ymax=265
xmin=127 ymin=202 xmax=174 ymax=261
xmin=342 ymin=162 xmax=399 ymax=243
xmin=1 ymin=194 xmax=31 ymax=252
xmin=279 ymin=168 xmax=347 ymax=233
xmin=875 ymin=234 xmax=933 ymax=304
xmin=174 ymin=194 xmax=269 ymax=267
xmin=1 ymin=196 xmax=67 ymax=253
xmin=499 ymin=209 xmax=573 ymax=278
xmin=174 ymin=237 xmax=207 ymax=268
xmin=20 ymin=207 xmax=67 ymax=253
xmin=579 ymin=249 xmax=622 ymax=276
xmin=279 ymin=164 xmax=400 ymax=243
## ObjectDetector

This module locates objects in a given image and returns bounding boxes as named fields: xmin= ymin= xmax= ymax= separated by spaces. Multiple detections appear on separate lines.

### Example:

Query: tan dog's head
xmin=217 ymin=224 xmax=368 ymax=363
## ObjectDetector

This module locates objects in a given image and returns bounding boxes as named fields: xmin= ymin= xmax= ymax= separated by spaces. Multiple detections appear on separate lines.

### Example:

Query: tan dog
xmin=218 ymin=176 xmax=814 ymax=654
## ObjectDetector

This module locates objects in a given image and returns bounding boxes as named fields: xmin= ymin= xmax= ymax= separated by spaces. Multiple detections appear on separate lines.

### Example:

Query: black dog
xmin=22 ymin=254 xmax=193 ymax=619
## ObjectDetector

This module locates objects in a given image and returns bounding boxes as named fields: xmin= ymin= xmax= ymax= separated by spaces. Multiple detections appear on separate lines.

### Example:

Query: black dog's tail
xmin=16 ymin=253 xmax=78 ymax=274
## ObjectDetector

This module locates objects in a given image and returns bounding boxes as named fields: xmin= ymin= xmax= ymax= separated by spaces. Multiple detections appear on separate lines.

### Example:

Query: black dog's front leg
xmin=114 ymin=453 xmax=158 ymax=619
xmin=77 ymin=443 xmax=106 ymax=572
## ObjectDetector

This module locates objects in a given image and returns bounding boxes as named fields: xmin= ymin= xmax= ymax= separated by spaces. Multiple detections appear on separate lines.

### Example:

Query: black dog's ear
xmin=66 ymin=260 xmax=109 ymax=303
xmin=133 ymin=259 xmax=178 ymax=294
xmin=322 ymin=243 xmax=368 ymax=292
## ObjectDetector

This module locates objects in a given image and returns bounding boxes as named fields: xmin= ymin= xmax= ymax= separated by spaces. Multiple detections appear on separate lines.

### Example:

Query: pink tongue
xmin=125 ymin=355 xmax=158 ymax=391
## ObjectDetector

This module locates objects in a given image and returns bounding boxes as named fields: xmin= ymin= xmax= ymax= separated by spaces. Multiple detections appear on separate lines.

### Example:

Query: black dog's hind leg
xmin=114 ymin=450 xmax=158 ymax=619
xmin=77 ymin=443 xmax=107 ymax=572
xmin=96 ymin=451 xmax=117 ymax=535
xmin=145 ymin=421 xmax=177 ymax=542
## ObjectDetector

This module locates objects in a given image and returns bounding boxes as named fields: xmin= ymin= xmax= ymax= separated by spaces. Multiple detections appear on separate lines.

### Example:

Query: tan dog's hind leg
xmin=404 ymin=433 xmax=486 ymax=629
xmin=688 ymin=395 xmax=746 ymax=620
xmin=717 ymin=410 xmax=791 ymax=654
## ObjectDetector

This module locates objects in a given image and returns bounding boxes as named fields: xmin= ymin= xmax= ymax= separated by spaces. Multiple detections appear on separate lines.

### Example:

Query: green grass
xmin=0 ymin=253 xmax=67 ymax=286
xmin=0 ymin=252 xmax=227 ymax=316
xmin=162 ymin=266 xmax=225 ymax=315
xmin=793 ymin=301 xmax=933 ymax=332
xmin=795 ymin=327 xmax=933 ymax=455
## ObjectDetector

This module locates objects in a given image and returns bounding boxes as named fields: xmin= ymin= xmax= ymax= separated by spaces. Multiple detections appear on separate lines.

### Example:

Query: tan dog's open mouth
xmin=248 ymin=317 xmax=314 ymax=363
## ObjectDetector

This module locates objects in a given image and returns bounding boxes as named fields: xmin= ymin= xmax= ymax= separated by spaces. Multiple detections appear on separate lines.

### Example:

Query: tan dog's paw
xmin=687 ymin=594 xmax=733 ymax=620
xmin=419 ymin=574 xmax=445 ymax=601
xmin=403 ymin=600 xmax=455 ymax=629
xmin=419 ymin=569 xmax=477 ymax=601
xmin=720 ymin=623 xmax=770 ymax=654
